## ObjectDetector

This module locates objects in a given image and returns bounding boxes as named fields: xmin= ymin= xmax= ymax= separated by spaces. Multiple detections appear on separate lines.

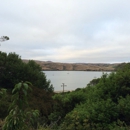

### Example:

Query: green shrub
xmin=57 ymin=63 xmax=130 ymax=129
xmin=2 ymin=82 xmax=39 ymax=130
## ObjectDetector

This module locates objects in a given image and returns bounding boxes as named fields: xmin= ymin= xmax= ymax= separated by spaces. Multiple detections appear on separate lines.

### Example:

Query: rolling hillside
xmin=23 ymin=60 xmax=119 ymax=71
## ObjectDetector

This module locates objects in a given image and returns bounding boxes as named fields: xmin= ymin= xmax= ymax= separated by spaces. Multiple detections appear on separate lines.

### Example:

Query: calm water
xmin=43 ymin=71 xmax=111 ymax=91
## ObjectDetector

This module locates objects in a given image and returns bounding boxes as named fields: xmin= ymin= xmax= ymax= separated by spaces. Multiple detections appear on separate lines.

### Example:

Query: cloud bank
xmin=0 ymin=0 xmax=130 ymax=63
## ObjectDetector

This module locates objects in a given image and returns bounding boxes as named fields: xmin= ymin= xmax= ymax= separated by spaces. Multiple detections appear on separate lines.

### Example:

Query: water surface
xmin=43 ymin=71 xmax=110 ymax=91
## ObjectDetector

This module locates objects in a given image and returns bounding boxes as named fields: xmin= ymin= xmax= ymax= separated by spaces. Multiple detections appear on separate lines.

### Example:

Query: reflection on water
xmin=43 ymin=71 xmax=111 ymax=91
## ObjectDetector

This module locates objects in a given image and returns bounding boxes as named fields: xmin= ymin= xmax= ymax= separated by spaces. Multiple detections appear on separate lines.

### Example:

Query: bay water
xmin=43 ymin=71 xmax=111 ymax=91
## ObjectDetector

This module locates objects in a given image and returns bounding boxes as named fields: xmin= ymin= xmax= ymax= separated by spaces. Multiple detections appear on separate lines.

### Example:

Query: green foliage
xmin=28 ymin=86 xmax=55 ymax=125
xmin=0 ymin=51 xmax=53 ymax=91
xmin=55 ymin=63 xmax=130 ymax=129
xmin=117 ymin=95 xmax=130 ymax=124
xmin=0 ymin=89 xmax=10 ymax=119
xmin=87 ymin=77 xmax=100 ymax=86
xmin=115 ymin=62 xmax=130 ymax=71
xmin=0 ymin=88 xmax=7 ymax=96
xmin=2 ymin=81 xmax=39 ymax=130
xmin=1 ymin=56 xmax=130 ymax=130
xmin=49 ymin=89 xmax=87 ymax=124
xmin=59 ymin=111 xmax=86 ymax=130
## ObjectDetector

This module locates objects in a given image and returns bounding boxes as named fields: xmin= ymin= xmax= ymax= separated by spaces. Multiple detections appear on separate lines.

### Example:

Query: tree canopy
xmin=0 ymin=51 xmax=53 ymax=92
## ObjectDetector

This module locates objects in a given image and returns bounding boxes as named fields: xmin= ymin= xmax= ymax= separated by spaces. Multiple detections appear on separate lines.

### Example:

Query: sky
xmin=0 ymin=0 xmax=130 ymax=63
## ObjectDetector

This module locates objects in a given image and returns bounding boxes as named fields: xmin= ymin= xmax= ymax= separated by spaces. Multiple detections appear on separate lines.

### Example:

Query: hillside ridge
xmin=22 ymin=59 xmax=119 ymax=71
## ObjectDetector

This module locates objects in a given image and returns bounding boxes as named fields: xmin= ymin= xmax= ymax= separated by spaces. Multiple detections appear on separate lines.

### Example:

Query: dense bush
xmin=0 ymin=90 xmax=10 ymax=119
xmin=53 ymin=63 xmax=130 ymax=130
xmin=28 ymin=86 xmax=55 ymax=125
xmin=48 ymin=89 xmax=87 ymax=124
xmin=0 ymin=51 xmax=53 ymax=92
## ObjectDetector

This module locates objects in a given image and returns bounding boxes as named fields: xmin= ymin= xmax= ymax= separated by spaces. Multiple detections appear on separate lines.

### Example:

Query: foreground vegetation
xmin=0 ymin=52 xmax=55 ymax=129
xmin=0 ymin=51 xmax=130 ymax=129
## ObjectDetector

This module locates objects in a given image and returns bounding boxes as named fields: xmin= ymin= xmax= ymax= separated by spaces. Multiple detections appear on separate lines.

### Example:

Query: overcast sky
xmin=0 ymin=0 xmax=130 ymax=63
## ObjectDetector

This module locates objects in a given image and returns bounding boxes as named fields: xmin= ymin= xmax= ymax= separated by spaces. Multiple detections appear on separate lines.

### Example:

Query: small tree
xmin=2 ymin=81 xmax=39 ymax=130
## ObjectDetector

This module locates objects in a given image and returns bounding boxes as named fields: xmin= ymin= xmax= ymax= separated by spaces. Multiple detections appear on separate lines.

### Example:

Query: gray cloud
xmin=0 ymin=0 xmax=130 ymax=63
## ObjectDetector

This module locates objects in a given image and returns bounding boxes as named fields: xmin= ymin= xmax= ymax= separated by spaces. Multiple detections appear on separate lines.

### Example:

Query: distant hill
xmin=22 ymin=59 xmax=120 ymax=71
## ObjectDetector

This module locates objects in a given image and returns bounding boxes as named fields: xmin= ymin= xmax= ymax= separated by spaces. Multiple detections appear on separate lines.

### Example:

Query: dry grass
xmin=23 ymin=60 xmax=119 ymax=71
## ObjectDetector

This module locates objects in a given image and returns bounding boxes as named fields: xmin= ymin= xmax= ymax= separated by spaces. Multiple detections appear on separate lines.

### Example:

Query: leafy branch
xmin=2 ymin=81 xmax=39 ymax=130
